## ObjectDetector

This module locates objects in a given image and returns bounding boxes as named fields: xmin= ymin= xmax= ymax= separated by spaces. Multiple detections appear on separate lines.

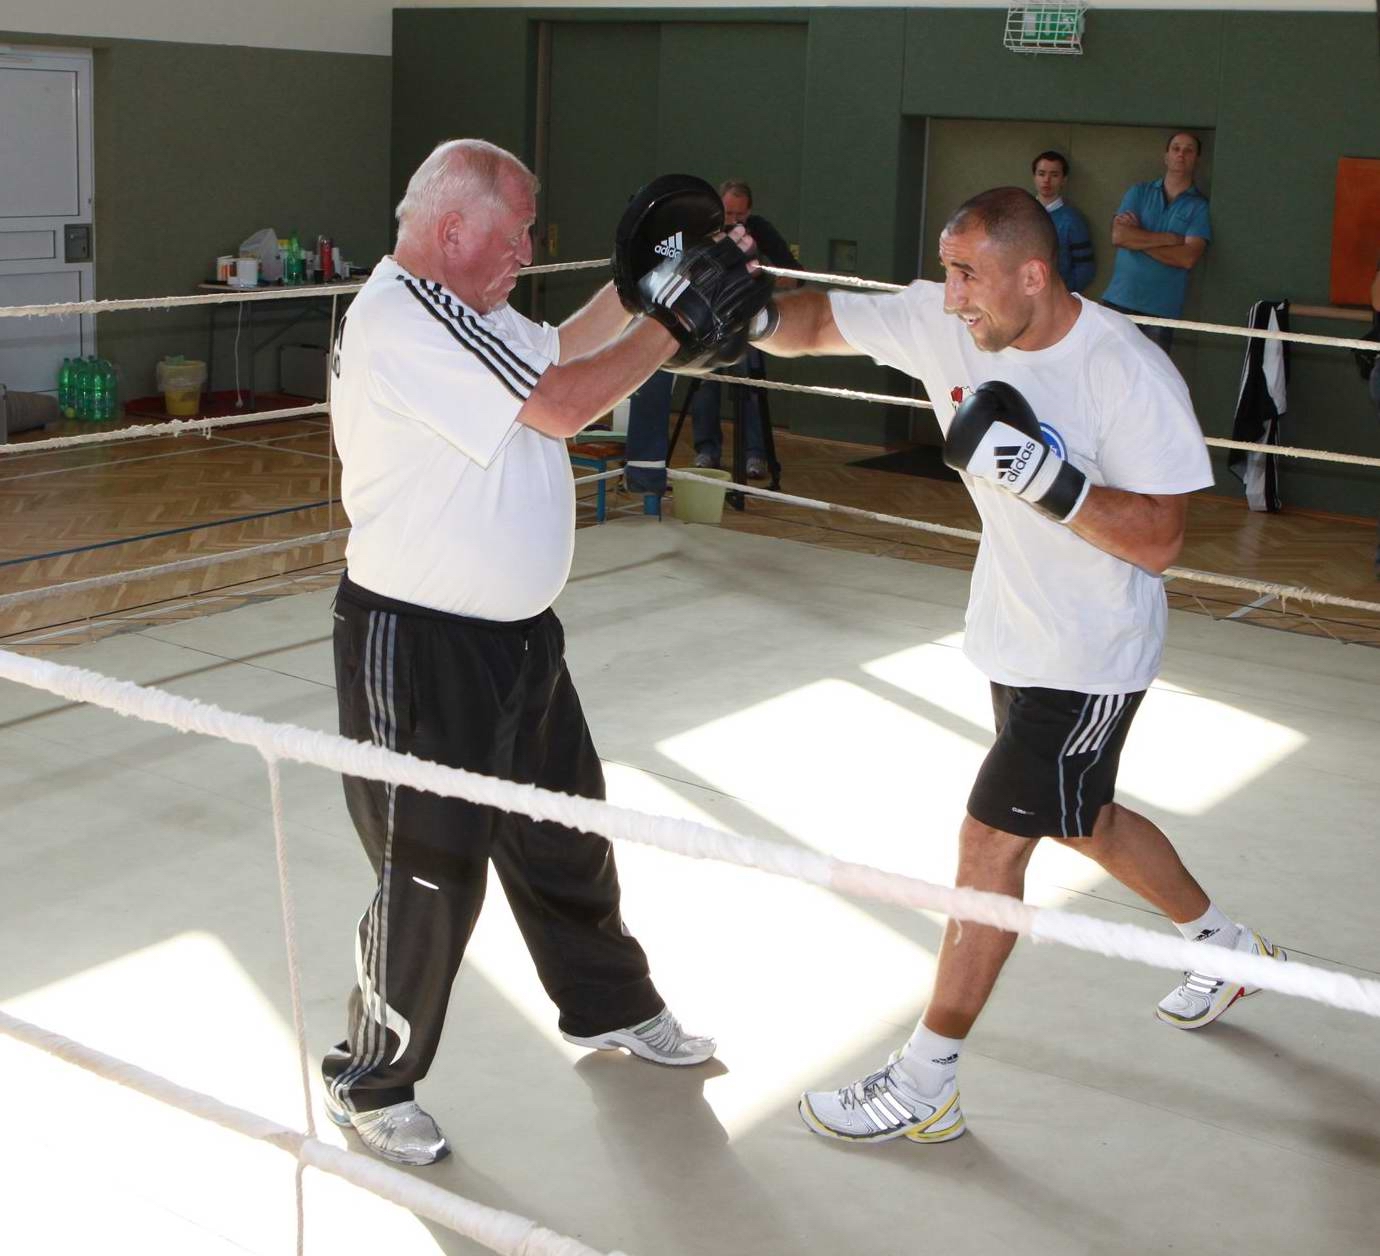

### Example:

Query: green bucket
xmin=672 ymin=468 xmax=733 ymax=524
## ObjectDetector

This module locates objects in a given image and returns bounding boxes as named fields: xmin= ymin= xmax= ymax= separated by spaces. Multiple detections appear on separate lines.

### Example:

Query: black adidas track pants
xmin=324 ymin=575 xmax=663 ymax=1112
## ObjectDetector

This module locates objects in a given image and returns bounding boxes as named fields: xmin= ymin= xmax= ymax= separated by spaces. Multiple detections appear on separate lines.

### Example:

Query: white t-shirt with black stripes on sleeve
xmin=332 ymin=256 xmax=573 ymax=621
xmin=830 ymin=284 xmax=1214 ymax=694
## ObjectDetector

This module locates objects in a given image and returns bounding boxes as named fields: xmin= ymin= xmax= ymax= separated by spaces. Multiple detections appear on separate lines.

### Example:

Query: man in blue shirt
xmin=1032 ymin=150 xmax=1094 ymax=294
xmin=1102 ymin=131 xmax=1212 ymax=355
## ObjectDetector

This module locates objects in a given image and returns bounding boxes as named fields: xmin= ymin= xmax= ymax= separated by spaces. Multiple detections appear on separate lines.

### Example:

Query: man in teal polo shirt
xmin=1102 ymin=132 xmax=1212 ymax=355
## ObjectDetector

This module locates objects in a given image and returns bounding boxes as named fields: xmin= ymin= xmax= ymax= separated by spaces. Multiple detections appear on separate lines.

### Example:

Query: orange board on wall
xmin=1331 ymin=157 xmax=1380 ymax=306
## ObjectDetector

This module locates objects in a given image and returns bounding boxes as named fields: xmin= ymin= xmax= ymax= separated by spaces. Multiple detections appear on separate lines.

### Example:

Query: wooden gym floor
xmin=2 ymin=412 xmax=1379 ymax=653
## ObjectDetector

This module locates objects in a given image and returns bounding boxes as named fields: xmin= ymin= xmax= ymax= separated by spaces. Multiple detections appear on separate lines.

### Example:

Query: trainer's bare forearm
xmin=558 ymin=282 xmax=635 ymax=361
xmin=520 ymin=318 xmax=674 ymax=439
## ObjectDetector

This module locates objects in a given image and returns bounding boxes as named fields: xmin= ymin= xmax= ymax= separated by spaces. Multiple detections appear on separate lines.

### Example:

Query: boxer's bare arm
xmin=755 ymin=290 xmax=860 ymax=358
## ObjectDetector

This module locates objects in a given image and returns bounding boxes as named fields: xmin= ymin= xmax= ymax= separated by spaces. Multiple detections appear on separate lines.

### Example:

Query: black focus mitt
xmin=638 ymin=237 xmax=773 ymax=367
xmin=612 ymin=174 xmax=724 ymax=314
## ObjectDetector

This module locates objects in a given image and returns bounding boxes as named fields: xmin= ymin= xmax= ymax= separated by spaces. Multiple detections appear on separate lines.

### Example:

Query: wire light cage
xmin=1004 ymin=3 xmax=1088 ymax=56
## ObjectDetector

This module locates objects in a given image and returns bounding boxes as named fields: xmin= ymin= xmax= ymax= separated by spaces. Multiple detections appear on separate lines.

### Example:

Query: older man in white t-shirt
xmin=324 ymin=140 xmax=757 ymax=1166
xmin=747 ymin=186 xmax=1284 ymax=1146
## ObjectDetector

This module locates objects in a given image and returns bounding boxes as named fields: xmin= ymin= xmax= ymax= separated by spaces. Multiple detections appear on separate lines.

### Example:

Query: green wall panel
xmin=390 ymin=9 xmax=533 ymax=217
xmin=541 ymin=22 xmax=661 ymax=323
xmin=1 ymin=30 xmax=391 ymax=402
xmin=901 ymin=10 xmax=1225 ymax=129
xmin=391 ymin=7 xmax=1380 ymax=516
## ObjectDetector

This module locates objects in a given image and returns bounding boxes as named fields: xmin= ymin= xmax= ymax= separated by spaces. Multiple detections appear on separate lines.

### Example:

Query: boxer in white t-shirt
xmin=750 ymin=186 xmax=1284 ymax=1145
xmin=324 ymin=140 xmax=760 ymax=1165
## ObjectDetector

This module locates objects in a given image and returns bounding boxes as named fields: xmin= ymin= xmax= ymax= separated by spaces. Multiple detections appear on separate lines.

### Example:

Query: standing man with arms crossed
xmin=1102 ymin=131 xmax=1212 ymax=356
xmin=1032 ymin=150 xmax=1095 ymax=294
xmin=324 ymin=140 xmax=765 ymax=1164
xmin=744 ymin=186 xmax=1282 ymax=1145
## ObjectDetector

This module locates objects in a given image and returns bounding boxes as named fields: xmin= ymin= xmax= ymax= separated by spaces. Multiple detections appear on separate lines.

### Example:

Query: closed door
xmin=0 ymin=46 xmax=95 ymax=396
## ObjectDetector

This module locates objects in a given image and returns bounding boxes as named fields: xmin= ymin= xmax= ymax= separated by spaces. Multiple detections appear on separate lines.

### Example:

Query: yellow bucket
xmin=164 ymin=386 xmax=201 ymax=416
xmin=156 ymin=358 xmax=207 ymax=417
xmin=672 ymin=468 xmax=733 ymax=524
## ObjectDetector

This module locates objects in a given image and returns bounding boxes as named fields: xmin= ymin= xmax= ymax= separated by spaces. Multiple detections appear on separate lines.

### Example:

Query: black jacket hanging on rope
xmin=1229 ymin=299 xmax=1289 ymax=512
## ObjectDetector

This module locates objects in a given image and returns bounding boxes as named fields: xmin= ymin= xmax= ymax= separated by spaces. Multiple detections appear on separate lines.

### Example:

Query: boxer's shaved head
xmin=943 ymin=187 xmax=1058 ymax=270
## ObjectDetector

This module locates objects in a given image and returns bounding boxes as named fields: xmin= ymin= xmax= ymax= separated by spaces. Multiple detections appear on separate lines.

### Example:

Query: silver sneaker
xmin=746 ymin=456 xmax=768 ymax=481
xmin=323 ymin=1087 xmax=450 ymax=1166
xmin=693 ymin=451 xmax=719 ymax=469
xmin=1156 ymin=924 xmax=1286 ymax=1029
xmin=799 ymin=1058 xmax=966 ymax=1145
xmin=562 ymin=1007 xmax=716 ymax=1066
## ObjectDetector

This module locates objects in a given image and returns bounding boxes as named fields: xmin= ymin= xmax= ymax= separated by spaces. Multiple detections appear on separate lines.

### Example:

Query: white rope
xmin=0 ymin=467 xmax=618 ymax=611
xmin=1200 ymin=436 xmax=1380 ymax=469
xmin=0 ymin=528 xmax=350 ymax=609
xmin=677 ymin=368 xmax=936 ymax=412
xmin=759 ymin=264 xmax=1380 ymax=353
xmin=0 ymin=259 xmax=608 ymax=321
xmin=264 ymin=756 xmax=318 ymax=1256
xmin=667 ymin=470 xmax=1380 ymax=616
xmin=0 ymin=283 xmax=365 ymax=318
xmin=4 ymin=254 xmax=1374 ymax=352
xmin=0 ymin=1008 xmax=628 ymax=1256
xmin=2 ymin=646 xmax=1376 ymax=1017
xmin=1162 ymin=565 xmax=1380 ymax=615
xmin=671 ymin=468 xmax=984 ymax=544
xmin=694 ymin=372 xmax=1380 ymax=470
xmin=0 ymin=404 xmax=329 ymax=456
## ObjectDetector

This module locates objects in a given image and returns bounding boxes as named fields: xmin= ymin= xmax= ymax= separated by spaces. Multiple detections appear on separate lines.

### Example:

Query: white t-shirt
xmin=831 ymin=284 xmax=1213 ymax=693
xmin=332 ymin=257 xmax=574 ymax=621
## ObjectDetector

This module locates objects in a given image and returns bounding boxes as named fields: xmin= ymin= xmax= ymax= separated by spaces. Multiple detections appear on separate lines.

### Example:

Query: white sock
xmin=1175 ymin=903 xmax=1238 ymax=947
xmin=896 ymin=1023 xmax=963 ymax=1094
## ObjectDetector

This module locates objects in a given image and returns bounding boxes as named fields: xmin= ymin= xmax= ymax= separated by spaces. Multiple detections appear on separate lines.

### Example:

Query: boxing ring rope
xmin=762 ymin=265 xmax=1380 ymax=353
xmin=0 ymin=470 xmax=622 ymax=615
xmin=0 ymin=1008 xmax=626 ymax=1256
xmin=1 ymin=640 xmax=1377 ymax=1255
xmin=5 ymin=258 xmax=1377 ymax=626
xmin=2 ymin=646 xmax=1376 ymax=1017
xmin=677 ymin=372 xmax=1380 ymax=471
xmin=4 ymin=257 xmax=1377 ymax=474
xmin=5 ymin=271 xmax=1374 ymax=634
xmin=6 ymin=243 xmax=1380 ymax=1244
xmin=666 ymin=470 xmax=1380 ymax=618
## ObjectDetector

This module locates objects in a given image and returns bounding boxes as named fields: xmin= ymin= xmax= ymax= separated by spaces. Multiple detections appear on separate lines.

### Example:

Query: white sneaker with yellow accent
xmin=798 ymin=1057 xmax=966 ymax=1145
xmin=1156 ymin=924 xmax=1286 ymax=1029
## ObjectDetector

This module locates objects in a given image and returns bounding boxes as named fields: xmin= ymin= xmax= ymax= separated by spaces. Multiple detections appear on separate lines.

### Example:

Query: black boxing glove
xmin=944 ymin=380 xmax=1089 ymax=523
xmin=612 ymin=174 xmax=724 ymax=315
xmin=638 ymin=237 xmax=772 ymax=366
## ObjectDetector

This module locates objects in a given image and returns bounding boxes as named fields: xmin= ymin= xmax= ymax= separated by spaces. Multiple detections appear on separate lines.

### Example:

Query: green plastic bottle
xmin=74 ymin=357 xmax=94 ymax=420
xmin=58 ymin=357 xmax=75 ymax=418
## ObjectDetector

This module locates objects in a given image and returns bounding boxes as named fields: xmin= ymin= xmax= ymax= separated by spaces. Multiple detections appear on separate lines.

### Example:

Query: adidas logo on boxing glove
xmin=653 ymin=231 xmax=684 ymax=260
xmin=994 ymin=440 xmax=1040 ymax=483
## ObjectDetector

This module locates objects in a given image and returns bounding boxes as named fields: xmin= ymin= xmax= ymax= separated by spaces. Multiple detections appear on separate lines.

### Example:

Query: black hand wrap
xmin=612 ymin=174 xmax=724 ymax=315
xmin=638 ymin=237 xmax=773 ymax=367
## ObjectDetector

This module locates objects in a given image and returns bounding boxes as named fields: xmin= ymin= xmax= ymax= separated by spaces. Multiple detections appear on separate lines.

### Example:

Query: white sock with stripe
xmin=1174 ymin=903 xmax=1239 ymax=948
xmin=896 ymin=1023 xmax=963 ymax=1095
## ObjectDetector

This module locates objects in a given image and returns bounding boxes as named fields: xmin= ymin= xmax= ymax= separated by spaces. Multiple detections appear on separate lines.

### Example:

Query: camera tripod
xmin=667 ymin=353 xmax=782 ymax=509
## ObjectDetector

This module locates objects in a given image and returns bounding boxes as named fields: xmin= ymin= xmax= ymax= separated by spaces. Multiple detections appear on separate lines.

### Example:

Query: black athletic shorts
xmin=967 ymin=683 xmax=1146 ymax=839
